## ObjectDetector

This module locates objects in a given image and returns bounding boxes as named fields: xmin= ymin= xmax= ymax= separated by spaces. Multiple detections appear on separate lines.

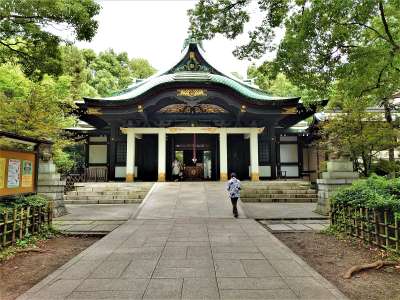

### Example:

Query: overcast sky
xmin=75 ymin=0 xmax=275 ymax=78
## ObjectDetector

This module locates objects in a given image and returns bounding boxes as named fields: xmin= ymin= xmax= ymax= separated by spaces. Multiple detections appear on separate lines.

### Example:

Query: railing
xmin=331 ymin=203 xmax=399 ymax=254
xmin=0 ymin=202 xmax=52 ymax=248
xmin=63 ymin=167 xmax=108 ymax=193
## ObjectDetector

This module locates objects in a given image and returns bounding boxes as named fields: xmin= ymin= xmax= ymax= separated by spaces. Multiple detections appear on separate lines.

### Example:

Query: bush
xmin=331 ymin=174 xmax=400 ymax=214
xmin=370 ymin=159 xmax=400 ymax=177
xmin=0 ymin=194 xmax=49 ymax=213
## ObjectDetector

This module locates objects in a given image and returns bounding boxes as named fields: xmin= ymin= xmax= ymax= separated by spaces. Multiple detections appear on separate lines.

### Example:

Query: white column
xmin=126 ymin=131 xmax=135 ymax=182
xmin=219 ymin=129 xmax=228 ymax=181
xmin=158 ymin=130 xmax=166 ymax=181
xmin=250 ymin=129 xmax=260 ymax=181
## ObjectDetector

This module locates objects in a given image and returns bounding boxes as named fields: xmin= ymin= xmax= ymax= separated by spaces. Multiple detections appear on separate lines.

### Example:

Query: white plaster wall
xmin=259 ymin=166 xmax=271 ymax=177
xmin=280 ymin=136 xmax=297 ymax=142
xmin=115 ymin=166 xmax=126 ymax=178
xmin=280 ymin=144 xmax=298 ymax=163
xmin=281 ymin=165 xmax=299 ymax=177
xmin=89 ymin=136 xmax=107 ymax=142
xmin=115 ymin=166 xmax=137 ymax=178
xmin=89 ymin=144 xmax=108 ymax=164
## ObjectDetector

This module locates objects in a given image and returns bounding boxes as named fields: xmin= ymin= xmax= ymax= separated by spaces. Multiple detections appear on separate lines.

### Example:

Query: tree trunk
xmin=383 ymin=101 xmax=396 ymax=178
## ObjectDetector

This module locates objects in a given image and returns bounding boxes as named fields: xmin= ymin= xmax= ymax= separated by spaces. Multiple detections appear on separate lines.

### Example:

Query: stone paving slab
xmin=259 ymin=220 xmax=329 ymax=233
xmin=19 ymin=217 xmax=347 ymax=300
xmin=19 ymin=183 xmax=346 ymax=299
xmin=53 ymin=204 xmax=139 ymax=234
xmin=242 ymin=202 xmax=327 ymax=219
xmin=135 ymin=182 xmax=245 ymax=219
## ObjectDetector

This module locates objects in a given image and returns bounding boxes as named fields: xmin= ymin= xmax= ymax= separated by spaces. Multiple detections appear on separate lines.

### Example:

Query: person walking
xmin=172 ymin=159 xmax=181 ymax=181
xmin=227 ymin=172 xmax=241 ymax=218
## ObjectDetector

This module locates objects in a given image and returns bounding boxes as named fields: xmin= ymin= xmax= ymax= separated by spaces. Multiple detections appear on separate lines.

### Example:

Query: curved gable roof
xmin=83 ymin=40 xmax=299 ymax=103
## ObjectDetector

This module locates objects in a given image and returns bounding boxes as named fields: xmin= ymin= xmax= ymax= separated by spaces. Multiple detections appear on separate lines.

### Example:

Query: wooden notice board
xmin=0 ymin=150 xmax=36 ymax=197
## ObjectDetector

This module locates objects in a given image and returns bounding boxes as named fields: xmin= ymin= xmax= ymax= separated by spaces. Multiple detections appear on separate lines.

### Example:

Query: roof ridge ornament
xmin=175 ymin=51 xmax=210 ymax=72
xmin=182 ymin=34 xmax=205 ymax=52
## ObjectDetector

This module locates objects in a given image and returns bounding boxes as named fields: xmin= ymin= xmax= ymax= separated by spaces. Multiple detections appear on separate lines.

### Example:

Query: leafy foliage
xmin=331 ymin=175 xmax=400 ymax=214
xmin=0 ymin=227 xmax=58 ymax=262
xmin=0 ymin=0 xmax=100 ymax=77
xmin=190 ymin=1 xmax=400 ymax=103
xmin=190 ymin=1 xmax=400 ymax=165
xmin=321 ymin=98 xmax=399 ymax=176
xmin=247 ymin=64 xmax=315 ymax=104
xmin=0 ymin=194 xmax=49 ymax=213
xmin=60 ymin=46 xmax=156 ymax=97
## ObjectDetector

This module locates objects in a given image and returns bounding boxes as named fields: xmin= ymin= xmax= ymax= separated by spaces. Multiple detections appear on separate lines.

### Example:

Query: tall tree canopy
xmin=190 ymin=0 xmax=400 ymax=172
xmin=0 ymin=0 xmax=100 ymax=77
xmin=60 ymin=46 xmax=157 ymax=98
xmin=189 ymin=0 xmax=400 ymax=101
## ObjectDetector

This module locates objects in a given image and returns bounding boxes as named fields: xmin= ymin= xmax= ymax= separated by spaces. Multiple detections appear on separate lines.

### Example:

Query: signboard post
xmin=0 ymin=150 xmax=37 ymax=197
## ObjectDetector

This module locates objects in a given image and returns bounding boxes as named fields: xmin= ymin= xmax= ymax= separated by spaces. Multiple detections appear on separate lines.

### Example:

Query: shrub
xmin=0 ymin=194 xmax=49 ymax=213
xmin=331 ymin=174 xmax=400 ymax=214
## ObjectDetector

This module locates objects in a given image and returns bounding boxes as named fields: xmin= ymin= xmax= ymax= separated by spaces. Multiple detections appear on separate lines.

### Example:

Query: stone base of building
xmin=37 ymin=160 xmax=67 ymax=217
xmin=315 ymin=159 xmax=359 ymax=216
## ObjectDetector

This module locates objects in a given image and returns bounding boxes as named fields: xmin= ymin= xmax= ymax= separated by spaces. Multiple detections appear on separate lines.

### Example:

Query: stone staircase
xmin=64 ymin=182 xmax=154 ymax=204
xmin=240 ymin=180 xmax=317 ymax=203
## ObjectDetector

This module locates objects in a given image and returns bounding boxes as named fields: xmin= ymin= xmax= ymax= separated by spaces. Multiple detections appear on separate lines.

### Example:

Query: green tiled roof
xmin=89 ymin=72 xmax=297 ymax=102
xmin=84 ymin=41 xmax=299 ymax=103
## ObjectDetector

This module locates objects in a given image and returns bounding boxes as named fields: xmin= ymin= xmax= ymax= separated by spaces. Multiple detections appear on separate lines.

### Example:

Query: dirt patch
xmin=275 ymin=232 xmax=400 ymax=300
xmin=0 ymin=235 xmax=100 ymax=300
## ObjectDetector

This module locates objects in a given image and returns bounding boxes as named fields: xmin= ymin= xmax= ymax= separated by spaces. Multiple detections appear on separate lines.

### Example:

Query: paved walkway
xmin=242 ymin=203 xmax=325 ymax=220
xmin=19 ymin=182 xmax=346 ymax=300
xmin=135 ymin=182 xmax=245 ymax=219
xmin=54 ymin=204 xmax=140 ymax=234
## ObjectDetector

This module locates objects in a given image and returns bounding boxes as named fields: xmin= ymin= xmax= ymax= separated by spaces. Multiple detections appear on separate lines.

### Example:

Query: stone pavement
xmin=241 ymin=203 xmax=326 ymax=220
xmin=19 ymin=182 xmax=346 ymax=300
xmin=258 ymin=220 xmax=329 ymax=233
xmin=135 ymin=182 xmax=245 ymax=219
xmin=54 ymin=204 xmax=140 ymax=234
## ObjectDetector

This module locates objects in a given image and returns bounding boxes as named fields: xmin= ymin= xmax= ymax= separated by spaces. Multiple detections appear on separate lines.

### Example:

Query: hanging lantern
xmin=192 ymin=133 xmax=197 ymax=164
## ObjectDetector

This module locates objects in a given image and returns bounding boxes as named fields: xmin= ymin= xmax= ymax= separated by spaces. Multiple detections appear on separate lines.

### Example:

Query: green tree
xmin=190 ymin=0 xmax=400 ymax=173
xmin=0 ymin=63 xmax=76 ymax=170
xmin=129 ymin=58 xmax=156 ymax=80
xmin=85 ymin=49 xmax=156 ymax=97
xmin=322 ymin=98 xmax=398 ymax=177
xmin=0 ymin=0 xmax=100 ymax=76
xmin=247 ymin=64 xmax=313 ymax=102
xmin=60 ymin=45 xmax=97 ymax=99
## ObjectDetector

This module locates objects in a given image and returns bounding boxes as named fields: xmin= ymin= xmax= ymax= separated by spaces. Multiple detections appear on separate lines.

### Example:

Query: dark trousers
xmin=231 ymin=197 xmax=238 ymax=216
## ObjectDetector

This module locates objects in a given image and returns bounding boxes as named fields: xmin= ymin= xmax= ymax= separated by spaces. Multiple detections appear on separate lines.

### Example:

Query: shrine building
xmin=74 ymin=39 xmax=324 ymax=182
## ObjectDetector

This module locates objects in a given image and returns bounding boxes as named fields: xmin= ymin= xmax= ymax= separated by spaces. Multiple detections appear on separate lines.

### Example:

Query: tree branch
xmin=378 ymin=1 xmax=399 ymax=50
xmin=359 ymin=62 xmax=390 ymax=96
xmin=339 ymin=21 xmax=388 ymax=43
xmin=0 ymin=40 xmax=31 ymax=58
xmin=222 ymin=0 xmax=247 ymax=13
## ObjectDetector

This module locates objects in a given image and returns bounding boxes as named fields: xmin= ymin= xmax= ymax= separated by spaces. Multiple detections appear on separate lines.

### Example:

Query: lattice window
xmin=116 ymin=142 xmax=127 ymax=164
xmin=258 ymin=137 xmax=270 ymax=164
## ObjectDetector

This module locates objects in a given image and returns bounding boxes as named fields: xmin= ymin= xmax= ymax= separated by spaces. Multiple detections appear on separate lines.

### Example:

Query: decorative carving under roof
xmin=159 ymin=104 xmax=228 ymax=114
xmin=174 ymin=51 xmax=210 ymax=72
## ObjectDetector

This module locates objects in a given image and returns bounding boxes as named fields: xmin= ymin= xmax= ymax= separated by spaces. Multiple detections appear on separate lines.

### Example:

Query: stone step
xmin=64 ymin=194 xmax=146 ymax=200
xmin=73 ymin=187 xmax=149 ymax=193
xmin=240 ymin=197 xmax=317 ymax=203
xmin=241 ymin=189 xmax=316 ymax=195
xmin=66 ymin=191 xmax=148 ymax=197
xmin=242 ymin=186 xmax=310 ymax=191
xmin=74 ymin=182 xmax=153 ymax=188
xmin=240 ymin=193 xmax=317 ymax=199
xmin=64 ymin=199 xmax=142 ymax=204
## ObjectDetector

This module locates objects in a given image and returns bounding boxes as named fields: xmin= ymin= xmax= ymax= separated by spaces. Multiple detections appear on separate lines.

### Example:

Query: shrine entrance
xmin=166 ymin=134 xmax=219 ymax=181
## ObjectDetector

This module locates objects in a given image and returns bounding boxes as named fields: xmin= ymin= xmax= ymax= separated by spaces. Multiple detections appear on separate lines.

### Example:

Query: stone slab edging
xmin=129 ymin=182 xmax=158 ymax=219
